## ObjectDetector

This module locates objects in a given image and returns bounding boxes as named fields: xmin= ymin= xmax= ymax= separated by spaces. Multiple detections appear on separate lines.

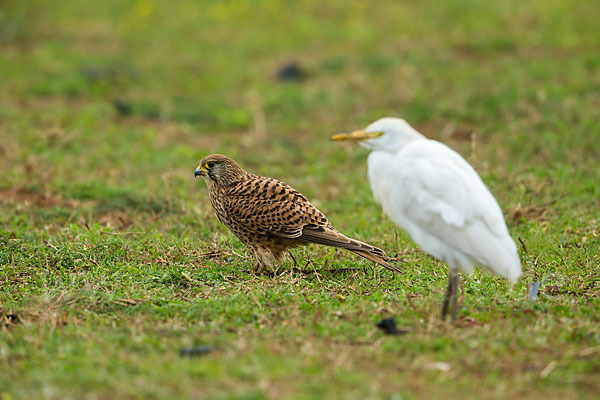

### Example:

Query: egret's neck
xmin=366 ymin=151 xmax=394 ymax=206
xmin=388 ymin=133 xmax=423 ymax=153
xmin=363 ymin=125 xmax=425 ymax=154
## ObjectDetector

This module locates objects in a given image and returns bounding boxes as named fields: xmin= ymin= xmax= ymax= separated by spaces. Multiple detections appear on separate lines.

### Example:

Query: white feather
xmin=362 ymin=118 xmax=521 ymax=283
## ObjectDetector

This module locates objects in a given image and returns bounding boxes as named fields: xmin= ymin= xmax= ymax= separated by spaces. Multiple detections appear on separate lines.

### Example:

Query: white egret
xmin=331 ymin=117 xmax=521 ymax=321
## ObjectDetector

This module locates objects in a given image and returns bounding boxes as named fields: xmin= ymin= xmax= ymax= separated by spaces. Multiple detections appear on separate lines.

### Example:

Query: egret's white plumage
xmin=332 ymin=117 xmax=521 ymax=320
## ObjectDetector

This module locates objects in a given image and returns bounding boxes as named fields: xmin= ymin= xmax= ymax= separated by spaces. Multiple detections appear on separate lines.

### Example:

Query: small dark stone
xmin=276 ymin=62 xmax=306 ymax=82
xmin=178 ymin=345 xmax=214 ymax=357
xmin=82 ymin=66 xmax=103 ymax=82
xmin=376 ymin=317 xmax=407 ymax=336
xmin=112 ymin=99 xmax=133 ymax=116
xmin=81 ymin=65 xmax=123 ymax=83
xmin=523 ymin=364 xmax=537 ymax=372
xmin=2 ymin=314 xmax=20 ymax=326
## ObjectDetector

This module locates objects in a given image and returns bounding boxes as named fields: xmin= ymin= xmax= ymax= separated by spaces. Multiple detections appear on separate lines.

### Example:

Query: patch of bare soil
xmin=0 ymin=187 xmax=71 ymax=208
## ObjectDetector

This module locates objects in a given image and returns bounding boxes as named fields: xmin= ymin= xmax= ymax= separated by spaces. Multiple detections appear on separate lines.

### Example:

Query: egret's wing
xmin=377 ymin=140 xmax=520 ymax=279
xmin=390 ymin=141 xmax=507 ymax=236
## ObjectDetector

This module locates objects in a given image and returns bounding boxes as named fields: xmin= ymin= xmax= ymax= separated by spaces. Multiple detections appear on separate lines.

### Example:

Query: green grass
xmin=1 ymin=0 xmax=599 ymax=398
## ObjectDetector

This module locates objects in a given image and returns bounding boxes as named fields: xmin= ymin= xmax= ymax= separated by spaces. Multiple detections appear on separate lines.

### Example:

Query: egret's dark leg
xmin=441 ymin=274 xmax=452 ymax=320
xmin=449 ymin=271 xmax=459 ymax=322
xmin=441 ymin=270 xmax=459 ymax=321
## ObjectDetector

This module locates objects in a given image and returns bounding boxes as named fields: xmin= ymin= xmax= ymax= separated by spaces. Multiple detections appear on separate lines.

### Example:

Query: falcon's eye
xmin=205 ymin=162 xmax=216 ymax=169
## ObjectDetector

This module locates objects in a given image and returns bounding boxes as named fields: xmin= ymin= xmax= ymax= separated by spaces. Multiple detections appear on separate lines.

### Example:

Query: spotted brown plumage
xmin=194 ymin=154 xmax=400 ymax=273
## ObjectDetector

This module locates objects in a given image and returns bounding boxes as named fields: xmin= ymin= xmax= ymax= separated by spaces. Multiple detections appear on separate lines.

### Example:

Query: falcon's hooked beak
xmin=330 ymin=130 xmax=384 ymax=142
xmin=194 ymin=166 xmax=207 ymax=177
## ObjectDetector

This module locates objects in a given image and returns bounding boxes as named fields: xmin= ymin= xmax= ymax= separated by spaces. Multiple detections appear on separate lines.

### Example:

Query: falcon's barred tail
xmin=348 ymin=249 xmax=401 ymax=273
xmin=298 ymin=226 xmax=401 ymax=273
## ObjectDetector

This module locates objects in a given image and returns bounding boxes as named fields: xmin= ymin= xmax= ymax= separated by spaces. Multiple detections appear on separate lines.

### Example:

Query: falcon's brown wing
xmin=223 ymin=174 xmax=330 ymax=238
xmin=223 ymin=174 xmax=400 ymax=273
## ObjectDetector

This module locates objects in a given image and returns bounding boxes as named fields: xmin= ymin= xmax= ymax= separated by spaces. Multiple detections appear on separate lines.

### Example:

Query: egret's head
xmin=194 ymin=154 xmax=245 ymax=186
xmin=331 ymin=117 xmax=424 ymax=152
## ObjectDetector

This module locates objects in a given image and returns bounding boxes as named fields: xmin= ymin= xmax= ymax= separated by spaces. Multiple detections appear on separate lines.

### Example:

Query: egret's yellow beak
xmin=194 ymin=166 xmax=207 ymax=177
xmin=330 ymin=130 xmax=384 ymax=142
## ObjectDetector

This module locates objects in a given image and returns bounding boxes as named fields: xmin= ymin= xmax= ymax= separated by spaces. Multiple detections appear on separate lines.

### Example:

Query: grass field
xmin=1 ymin=0 xmax=599 ymax=398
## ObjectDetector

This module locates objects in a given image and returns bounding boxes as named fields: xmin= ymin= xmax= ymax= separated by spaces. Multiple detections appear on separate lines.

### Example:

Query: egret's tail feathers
xmin=492 ymin=238 xmax=522 ymax=284
xmin=480 ymin=250 xmax=522 ymax=284
xmin=504 ymin=259 xmax=522 ymax=284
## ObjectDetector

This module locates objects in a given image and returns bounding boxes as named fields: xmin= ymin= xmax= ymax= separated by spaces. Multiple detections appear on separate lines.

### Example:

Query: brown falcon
xmin=194 ymin=154 xmax=399 ymax=273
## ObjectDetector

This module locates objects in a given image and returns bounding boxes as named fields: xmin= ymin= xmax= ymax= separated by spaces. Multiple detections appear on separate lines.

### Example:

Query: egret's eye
xmin=205 ymin=162 xmax=216 ymax=169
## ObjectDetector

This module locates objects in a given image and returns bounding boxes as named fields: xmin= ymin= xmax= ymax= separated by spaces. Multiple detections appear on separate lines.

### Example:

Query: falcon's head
xmin=194 ymin=154 xmax=245 ymax=185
